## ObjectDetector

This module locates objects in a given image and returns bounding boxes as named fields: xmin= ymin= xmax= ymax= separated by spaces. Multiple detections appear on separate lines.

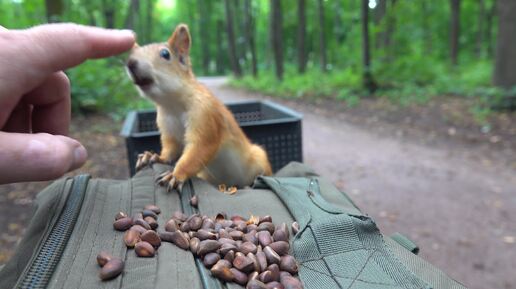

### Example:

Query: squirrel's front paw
xmin=135 ymin=151 xmax=163 ymax=171
xmin=156 ymin=171 xmax=185 ymax=192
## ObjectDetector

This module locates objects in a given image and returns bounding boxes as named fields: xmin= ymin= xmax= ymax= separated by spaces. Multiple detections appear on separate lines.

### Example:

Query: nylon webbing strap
xmin=255 ymin=176 xmax=431 ymax=289
xmin=391 ymin=233 xmax=420 ymax=255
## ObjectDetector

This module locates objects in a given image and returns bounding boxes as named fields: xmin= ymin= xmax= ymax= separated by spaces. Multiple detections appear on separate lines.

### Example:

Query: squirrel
xmin=126 ymin=23 xmax=272 ymax=191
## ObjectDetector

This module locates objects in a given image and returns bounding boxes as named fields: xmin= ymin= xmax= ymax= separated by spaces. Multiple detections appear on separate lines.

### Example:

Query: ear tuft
xmin=168 ymin=23 xmax=191 ymax=56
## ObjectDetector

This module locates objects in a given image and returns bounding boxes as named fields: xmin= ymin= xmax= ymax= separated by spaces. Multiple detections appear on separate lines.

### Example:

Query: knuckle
xmin=54 ymin=72 xmax=71 ymax=95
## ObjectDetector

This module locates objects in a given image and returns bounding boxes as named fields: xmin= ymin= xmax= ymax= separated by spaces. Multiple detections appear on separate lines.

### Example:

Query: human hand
xmin=0 ymin=23 xmax=135 ymax=184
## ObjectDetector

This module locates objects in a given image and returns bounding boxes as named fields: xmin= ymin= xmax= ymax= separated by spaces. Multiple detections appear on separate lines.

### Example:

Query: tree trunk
xmin=333 ymin=1 xmax=345 ymax=44
xmin=145 ymin=0 xmax=154 ymax=43
xmin=102 ymin=0 xmax=115 ymax=29
xmin=45 ymin=0 xmax=63 ymax=23
xmin=198 ymin=0 xmax=211 ymax=75
xmin=493 ymin=0 xmax=516 ymax=88
xmin=450 ymin=0 xmax=460 ymax=66
xmin=374 ymin=0 xmax=386 ymax=24
xmin=317 ymin=0 xmax=327 ymax=72
xmin=224 ymin=0 xmax=242 ymax=77
xmin=244 ymin=0 xmax=258 ymax=76
xmin=421 ymin=1 xmax=432 ymax=54
xmin=297 ymin=0 xmax=307 ymax=74
xmin=216 ymin=19 xmax=225 ymax=74
xmin=187 ymin=4 xmax=196 ymax=44
xmin=85 ymin=0 xmax=97 ymax=26
xmin=234 ymin=1 xmax=246 ymax=66
xmin=270 ymin=0 xmax=284 ymax=80
xmin=361 ymin=0 xmax=376 ymax=93
xmin=124 ymin=0 xmax=139 ymax=31
xmin=485 ymin=0 xmax=497 ymax=57
xmin=374 ymin=0 xmax=386 ymax=49
xmin=475 ymin=0 xmax=485 ymax=57
xmin=383 ymin=0 xmax=396 ymax=58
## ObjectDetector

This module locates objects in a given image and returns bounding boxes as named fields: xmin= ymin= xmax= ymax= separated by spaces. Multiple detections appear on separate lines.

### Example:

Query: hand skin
xmin=0 ymin=23 xmax=135 ymax=184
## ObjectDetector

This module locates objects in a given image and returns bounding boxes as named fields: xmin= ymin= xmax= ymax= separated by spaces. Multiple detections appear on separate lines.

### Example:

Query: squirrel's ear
xmin=168 ymin=24 xmax=191 ymax=56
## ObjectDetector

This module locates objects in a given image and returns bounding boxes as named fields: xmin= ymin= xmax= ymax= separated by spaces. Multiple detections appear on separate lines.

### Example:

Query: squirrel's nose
xmin=127 ymin=58 xmax=138 ymax=74
xmin=126 ymin=58 xmax=154 ymax=87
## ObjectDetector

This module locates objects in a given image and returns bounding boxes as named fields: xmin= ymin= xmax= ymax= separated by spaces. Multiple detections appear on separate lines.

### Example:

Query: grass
xmin=229 ymin=59 xmax=510 ymax=125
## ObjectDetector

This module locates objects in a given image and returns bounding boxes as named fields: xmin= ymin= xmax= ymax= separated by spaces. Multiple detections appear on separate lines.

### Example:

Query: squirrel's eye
xmin=160 ymin=49 xmax=170 ymax=60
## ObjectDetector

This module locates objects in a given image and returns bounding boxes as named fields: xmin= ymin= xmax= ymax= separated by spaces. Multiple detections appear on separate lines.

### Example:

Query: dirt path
xmin=201 ymin=77 xmax=516 ymax=289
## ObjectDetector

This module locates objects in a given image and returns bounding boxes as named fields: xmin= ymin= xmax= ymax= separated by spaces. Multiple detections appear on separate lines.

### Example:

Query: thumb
xmin=0 ymin=132 xmax=88 ymax=184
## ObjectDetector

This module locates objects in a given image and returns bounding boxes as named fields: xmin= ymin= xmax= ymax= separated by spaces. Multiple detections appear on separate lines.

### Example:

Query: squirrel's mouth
xmin=132 ymin=75 xmax=154 ymax=87
xmin=126 ymin=59 xmax=154 ymax=87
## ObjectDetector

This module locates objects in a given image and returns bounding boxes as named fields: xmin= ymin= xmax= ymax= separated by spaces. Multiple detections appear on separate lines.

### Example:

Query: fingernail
xmin=73 ymin=145 xmax=88 ymax=169
xmin=117 ymin=29 xmax=136 ymax=39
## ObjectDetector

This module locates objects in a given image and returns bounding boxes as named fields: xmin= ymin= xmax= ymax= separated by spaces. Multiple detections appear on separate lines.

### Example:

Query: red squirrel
xmin=126 ymin=24 xmax=272 ymax=191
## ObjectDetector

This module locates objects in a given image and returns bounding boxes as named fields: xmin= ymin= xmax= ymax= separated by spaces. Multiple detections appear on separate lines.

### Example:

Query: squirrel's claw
xmin=167 ymin=177 xmax=184 ymax=192
xmin=156 ymin=171 xmax=172 ymax=185
xmin=135 ymin=153 xmax=148 ymax=171
xmin=156 ymin=171 xmax=184 ymax=192
xmin=136 ymin=151 xmax=162 ymax=171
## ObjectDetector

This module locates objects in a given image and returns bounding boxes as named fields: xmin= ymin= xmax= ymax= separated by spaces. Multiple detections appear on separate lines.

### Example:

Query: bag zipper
xmin=18 ymin=175 xmax=90 ymax=289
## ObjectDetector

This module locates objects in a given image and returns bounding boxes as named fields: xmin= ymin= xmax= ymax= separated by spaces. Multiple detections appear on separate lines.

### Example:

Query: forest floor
xmin=0 ymin=77 xmax=514 ymax=289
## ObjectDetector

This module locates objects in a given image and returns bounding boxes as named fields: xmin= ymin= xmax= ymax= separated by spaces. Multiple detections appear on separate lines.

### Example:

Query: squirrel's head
xmin=126 ymin=24 xmax=193 ymax=103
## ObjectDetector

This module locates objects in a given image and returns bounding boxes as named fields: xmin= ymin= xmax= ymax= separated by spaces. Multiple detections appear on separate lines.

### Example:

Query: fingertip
xmin=54 ymin=134 xmax=87 ymax=173
xmin=72 ymin=144 xmax=88 ymax=170
xmin=23 ymin=24 xmax=137 ymax=72
xmin=117 ymin=29 xmax=136 ymax=39
xmin=0 ymin=132 xmax=88 ymax=183
xmin=80 ymin=26 xmax=136 ymax=58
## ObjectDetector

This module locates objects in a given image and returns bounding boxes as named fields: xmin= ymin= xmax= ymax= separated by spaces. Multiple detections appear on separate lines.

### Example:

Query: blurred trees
xmin=198 ymin=0 xmax=210 ymax=75
xmin=317 ymin=0 xmax=327 ymax=73
xmin=361 ymin=0 xmax=376 ymax=93
xmin=224 ymin=0 xmax=241 ymax=78
xmin=1 ymin=0 xmax=514 ymax=112
xmin=449 ymin=0 xmax=460 ymax=66
xmin=493 ymin=0 xmax=516 ymax=88
xmin=270 ymin=0 xmax=283 ymax=80
xmin=296 ymin=0 xmax=306 ymax=74
xmin=45 ymin=0 xmax=62 ymax=22
xmin=102 ymin=0 xmax=115 ymax=29
xmin=123 ymin=0 xmax=139 ymax=30
xmin=244 ymin=0 xmax=257 ymax=76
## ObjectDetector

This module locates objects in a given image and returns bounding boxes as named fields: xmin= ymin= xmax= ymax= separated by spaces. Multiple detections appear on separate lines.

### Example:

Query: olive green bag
xmin=0 ymin=162 xmax=466 ymax=289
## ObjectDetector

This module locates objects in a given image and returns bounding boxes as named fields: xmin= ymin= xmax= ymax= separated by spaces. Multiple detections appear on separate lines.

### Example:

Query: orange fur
xmin=127 ymin=24 xmax=272 ymax=189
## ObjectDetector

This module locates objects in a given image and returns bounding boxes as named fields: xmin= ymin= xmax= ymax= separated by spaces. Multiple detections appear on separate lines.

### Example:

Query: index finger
xmin=22 ymin=23 xmax=135 ymax=73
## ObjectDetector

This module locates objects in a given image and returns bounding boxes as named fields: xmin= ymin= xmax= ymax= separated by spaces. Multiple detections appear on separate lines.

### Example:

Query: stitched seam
xmin=300 ymin=262 xmax=399 ymax=287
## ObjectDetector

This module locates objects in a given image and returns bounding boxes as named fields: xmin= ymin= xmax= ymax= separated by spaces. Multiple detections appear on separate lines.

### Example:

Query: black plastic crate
xmin=120 ymin=100 xmax=303 ymax=176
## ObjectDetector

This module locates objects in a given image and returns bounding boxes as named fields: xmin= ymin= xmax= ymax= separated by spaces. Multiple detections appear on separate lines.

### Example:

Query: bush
xmin=67 ymin=58 xmax=152 ymax=120
xmin=230 ymin=66 xmax=362 ymax=101
xmin=230 ymin=58 xmax=507 ymax=123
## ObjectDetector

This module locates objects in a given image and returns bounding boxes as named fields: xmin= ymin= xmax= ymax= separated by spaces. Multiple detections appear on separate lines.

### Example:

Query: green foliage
xmin=0 ymin=0 xmax=510 ymax=121
xmin=0 ymin=0 xmax=156 ymax=117
xmin=0 ymin=0 xmax=46 ymax=28
xmin=67 ymin=58 xmax=152 ymax=119
xmin=230 ymin=66 xmax=362 ymax=105
xmin=232 ymin=59 xmax=499 ymax=115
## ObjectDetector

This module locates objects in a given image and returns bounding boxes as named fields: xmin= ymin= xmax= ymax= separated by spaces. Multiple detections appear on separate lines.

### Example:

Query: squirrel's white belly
xmin=203 ymin=144 xmax=254 ymax=187
xmin=158 ymin=108 xmax=187 ymax=147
